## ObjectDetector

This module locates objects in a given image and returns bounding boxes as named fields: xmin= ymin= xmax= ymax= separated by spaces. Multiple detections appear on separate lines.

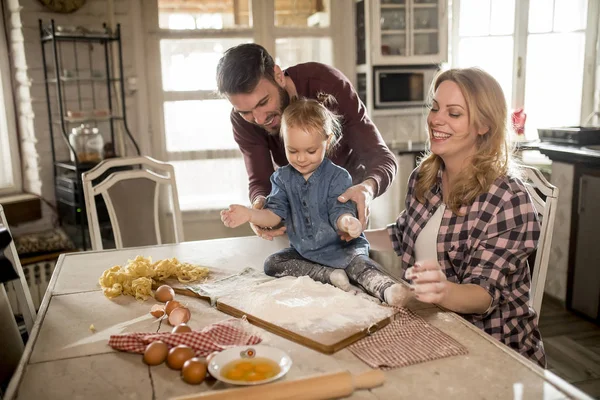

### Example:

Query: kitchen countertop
xmin=386 ymin=141 xmax=544 ymax=156
xmin=386 ymin=141 xmax=428 ymax=155
xmin=538 ymin=142 xmax=600 ymax=166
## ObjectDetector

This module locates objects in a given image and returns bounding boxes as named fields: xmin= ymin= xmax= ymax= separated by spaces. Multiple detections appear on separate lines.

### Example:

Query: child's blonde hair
xmin=280 ymin=94 xmax=342 ymax=154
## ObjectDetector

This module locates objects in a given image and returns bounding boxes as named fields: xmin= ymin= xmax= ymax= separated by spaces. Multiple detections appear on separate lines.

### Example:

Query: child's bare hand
xmin=340 ymin=215 xmax=362 ymax=238
xmin=406 ymin=260 xmax=449 ymax=304
xmin=220 ymin=204 xmax=251 ymax=228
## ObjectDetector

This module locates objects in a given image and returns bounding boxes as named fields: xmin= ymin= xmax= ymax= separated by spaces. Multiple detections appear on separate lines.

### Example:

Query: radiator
xmin=3 ymin=260 xmax=56 ymax=316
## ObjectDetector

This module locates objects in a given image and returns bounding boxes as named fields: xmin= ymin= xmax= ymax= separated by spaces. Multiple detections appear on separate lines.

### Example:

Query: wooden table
xmin=5 ymin=237 xmax=592 ymax=399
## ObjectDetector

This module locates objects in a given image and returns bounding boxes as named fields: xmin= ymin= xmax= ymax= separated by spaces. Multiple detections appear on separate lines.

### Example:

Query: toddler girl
xmin=221 ymin=96 xmax=408 ymax=306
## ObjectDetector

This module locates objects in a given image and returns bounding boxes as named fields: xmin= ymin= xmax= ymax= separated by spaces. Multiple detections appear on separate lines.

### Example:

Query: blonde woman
xmin=366 ymin=67 xmax=545 ymax=367
xmin=221 ymin=96 xmax=408 ymax=306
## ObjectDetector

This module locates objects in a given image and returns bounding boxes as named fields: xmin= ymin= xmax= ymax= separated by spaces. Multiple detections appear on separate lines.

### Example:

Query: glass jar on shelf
xmin=68 ymin=124 xmax=104 ymax=163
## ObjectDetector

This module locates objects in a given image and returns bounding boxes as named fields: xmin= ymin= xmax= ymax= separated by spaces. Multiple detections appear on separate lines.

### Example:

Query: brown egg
xmin=181 ymin=357 xmax=208 ymax=384
xmin=172 ymin=323 xmax=192 ymax=334
xmin=165 ymin=300 xmax=182 ymax=316
xmin=168 ymin=307 xmax=191 ymax=326
xmin=155 ymin=285 xmax=175 ymax=303
xmin=167 ymin=345 xmax=195 ymax=370
xmin=143 ymin=341 xmax=169 ymax=366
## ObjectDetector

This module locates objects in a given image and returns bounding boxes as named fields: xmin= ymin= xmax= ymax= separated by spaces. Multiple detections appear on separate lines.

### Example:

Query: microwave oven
xmin=374 ymin=66 xmax=438 ymax=109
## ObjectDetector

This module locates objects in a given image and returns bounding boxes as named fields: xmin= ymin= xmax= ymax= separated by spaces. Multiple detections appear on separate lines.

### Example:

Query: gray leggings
xmin=263 ymin=247 xmax=395 ymax=301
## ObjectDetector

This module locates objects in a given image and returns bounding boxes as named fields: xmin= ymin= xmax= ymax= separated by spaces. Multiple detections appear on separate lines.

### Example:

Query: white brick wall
xmin=7 ymin=0 xmax=41 ymax=198
xmin=5 ymin=0 xmax=150 ymax=234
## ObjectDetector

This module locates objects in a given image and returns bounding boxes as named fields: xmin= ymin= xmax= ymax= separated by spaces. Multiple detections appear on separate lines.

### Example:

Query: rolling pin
xmin=170 ymin=369 xmax=385 ymax=400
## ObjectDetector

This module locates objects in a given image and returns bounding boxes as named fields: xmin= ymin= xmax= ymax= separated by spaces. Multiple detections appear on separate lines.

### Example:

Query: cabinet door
xmin=410 ymin=0 xmax=440 ymax=58
xmin=371 ymin=0 xmax=447 ymax=65
xmin=571 ymin=174 xmax=600 ymax=319
xmin=378 ymin=0 xmax=409 ymax=59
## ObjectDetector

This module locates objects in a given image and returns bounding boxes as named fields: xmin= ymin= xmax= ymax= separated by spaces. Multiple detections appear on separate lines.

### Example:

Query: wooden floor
xmin=540 ymin=295 xmax=600 ymax=398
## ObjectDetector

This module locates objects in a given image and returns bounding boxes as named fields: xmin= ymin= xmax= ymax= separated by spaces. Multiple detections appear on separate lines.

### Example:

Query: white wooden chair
xmin=81 ymin=156 xmax=184 ymax=251
xmin=522 ymin=166 xmax=559 ymax=318
xmin=0 ymin=205 xmax=36 ymax=389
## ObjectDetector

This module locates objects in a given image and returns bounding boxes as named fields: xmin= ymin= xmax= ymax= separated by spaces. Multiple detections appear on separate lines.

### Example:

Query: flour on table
xmin=218 ymin=276 xmax=396 ymax=334
xmin=188 ymin=267 xmax=274 ymax=305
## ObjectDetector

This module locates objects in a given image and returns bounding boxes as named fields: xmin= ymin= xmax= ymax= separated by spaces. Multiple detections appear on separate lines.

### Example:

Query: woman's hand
xmin=339 ymin=215 xmax=362 ymax=239
xmin=249 ymin=196 xmax=286 ymax=241
xmin=405 ymin=260 xmax=449 ymax=304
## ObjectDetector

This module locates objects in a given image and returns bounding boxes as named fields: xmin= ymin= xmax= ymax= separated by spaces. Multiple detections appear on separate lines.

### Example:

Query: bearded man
xmin=216 ymin=43 xmax=397 ymax=240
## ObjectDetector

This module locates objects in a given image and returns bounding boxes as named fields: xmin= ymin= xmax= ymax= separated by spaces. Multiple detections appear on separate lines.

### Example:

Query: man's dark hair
xmin=216 ymin=43 xmax=276 ymax=96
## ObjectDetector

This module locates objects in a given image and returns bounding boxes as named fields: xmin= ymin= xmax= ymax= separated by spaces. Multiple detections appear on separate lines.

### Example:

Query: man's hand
xmin=337 ymin=179 xmax=377 ymax=232
xmin=220 ymin=204 xmax=251 ymax=228
xmin=338 ymin=215 xmax=362 ymax=239
xmin=250 ymin=196 xmax=286 ymax=241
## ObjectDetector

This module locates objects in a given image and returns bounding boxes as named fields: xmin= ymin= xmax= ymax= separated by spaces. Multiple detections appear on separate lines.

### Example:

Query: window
xmin=452 ymin=0 xmax=595 ymax=140
xmin=146 ymin=0 xmax=346 ymax=211
xmin=0 ymin=13 xmax=21 ymax=195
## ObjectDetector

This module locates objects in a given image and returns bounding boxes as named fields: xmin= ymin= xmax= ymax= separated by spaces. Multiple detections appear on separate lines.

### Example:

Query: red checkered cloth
xmin=348 ymin=308 xmax=468 ymax=370
xmin=108 ymin=318 xmax=262 ymax=357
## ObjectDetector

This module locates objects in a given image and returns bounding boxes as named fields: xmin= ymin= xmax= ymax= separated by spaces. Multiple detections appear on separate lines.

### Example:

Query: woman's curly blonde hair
xmin=416 ymin=67 xmax=519 ymax=214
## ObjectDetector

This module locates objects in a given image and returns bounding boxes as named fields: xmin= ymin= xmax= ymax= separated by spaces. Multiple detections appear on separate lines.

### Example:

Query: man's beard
xmin=262 ymin=86 xmax=290 ymax=135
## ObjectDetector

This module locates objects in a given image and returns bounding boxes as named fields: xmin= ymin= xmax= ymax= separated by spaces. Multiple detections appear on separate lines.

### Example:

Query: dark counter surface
xmin=386 ymin=141 xmax=544 ymax=156
xmin=538 ymin=142 xmax=600 ymax=166
xmin=386 ymin=141 xmax=428 ymax=155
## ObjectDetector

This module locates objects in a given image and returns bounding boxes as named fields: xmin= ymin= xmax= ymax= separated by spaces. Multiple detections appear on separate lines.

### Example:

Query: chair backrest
xmin=521 ymin=166 xmax=559 ymax=317
xmin=0 ymin=205 xmax=36 ymax=389
xmin=81 ymin=156 xmax=184 ymax=251
xmin=0 ymin=205 xmax=36 ymax=333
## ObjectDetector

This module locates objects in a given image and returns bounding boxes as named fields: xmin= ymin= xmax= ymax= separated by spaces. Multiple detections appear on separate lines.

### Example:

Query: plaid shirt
xmin=388 ymin=167 xmax=546 ymax=367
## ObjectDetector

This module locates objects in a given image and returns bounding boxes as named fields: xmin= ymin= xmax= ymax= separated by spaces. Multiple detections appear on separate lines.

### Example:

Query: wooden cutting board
xmin=215 ymin=277 xmax=398 ymax=354
xmin=216 ymin=302 xmax=395 ymax=354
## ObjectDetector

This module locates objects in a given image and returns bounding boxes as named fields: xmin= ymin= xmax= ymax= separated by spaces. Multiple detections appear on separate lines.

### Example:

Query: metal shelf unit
xmin=39 ymin=19 xmax=140 ymax=250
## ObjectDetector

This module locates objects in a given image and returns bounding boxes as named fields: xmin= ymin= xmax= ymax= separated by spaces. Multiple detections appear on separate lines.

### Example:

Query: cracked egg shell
xmin=150 ymin=304 xmax=165 ymax=318
xmin=164 ymin=300 xmax=182 ymax=316
xmin=168 ymin=307 xmax=191 ymax=326
xmin=155 ymin=285 xmax=175 ymax=303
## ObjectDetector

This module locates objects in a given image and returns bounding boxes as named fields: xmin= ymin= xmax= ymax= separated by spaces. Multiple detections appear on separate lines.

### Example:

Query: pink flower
xmin=512 ymin=108 xmax=526 ymax=135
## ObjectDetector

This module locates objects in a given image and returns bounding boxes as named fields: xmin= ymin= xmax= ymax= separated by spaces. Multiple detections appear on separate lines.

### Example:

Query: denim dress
xmin=265 ymin=158 xmax=369 ymax=268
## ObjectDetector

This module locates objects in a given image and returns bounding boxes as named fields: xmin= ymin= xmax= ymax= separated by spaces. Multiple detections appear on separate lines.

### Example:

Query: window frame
xmin=450 ymin=0 xmax=599 ymax=126
xmin=0 ymin=11 xmax=22 ymax=196
xmin=142 ymin=1 xmax=354 ymax=212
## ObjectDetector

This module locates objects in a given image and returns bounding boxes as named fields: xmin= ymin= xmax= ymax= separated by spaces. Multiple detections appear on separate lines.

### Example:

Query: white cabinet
xmin=371 ymin=114 xmax=426 ymax=144
xmin=354 ymin=0 xmax=447 ymax=122
xmin=357 ymin=0 xmax=448 ymax=66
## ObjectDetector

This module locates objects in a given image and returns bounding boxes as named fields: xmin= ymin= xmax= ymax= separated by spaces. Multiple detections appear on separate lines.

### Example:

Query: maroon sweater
xmin=231 ymin=62 xmax=398 ymax=202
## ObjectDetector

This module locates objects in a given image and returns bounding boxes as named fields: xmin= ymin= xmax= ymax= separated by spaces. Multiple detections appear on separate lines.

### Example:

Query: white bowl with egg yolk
xmin=208 ymin=345 xmax=292 ymax=386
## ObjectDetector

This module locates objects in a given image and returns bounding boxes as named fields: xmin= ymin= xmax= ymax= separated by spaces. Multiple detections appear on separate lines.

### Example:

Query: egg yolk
xmin=236 ymin=361 xmax=253 ymax=372
xmin=254 ymin=363 xmax=272 ymax=374
xmin=225 ymin=369 xmax=244 ymax=380
xmin=221 ymin=357 xmax=280 ymax=382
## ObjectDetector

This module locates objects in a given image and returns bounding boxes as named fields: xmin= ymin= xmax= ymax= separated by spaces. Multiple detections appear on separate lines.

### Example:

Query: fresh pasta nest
xmin=98 ymin=256 xmax=209 ymax=300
